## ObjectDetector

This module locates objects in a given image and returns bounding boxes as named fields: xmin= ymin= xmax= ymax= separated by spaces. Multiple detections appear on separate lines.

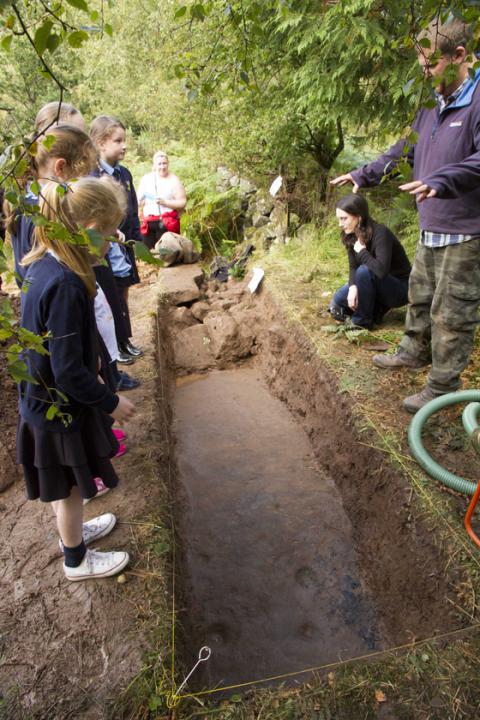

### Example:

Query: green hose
xmin=408 ymin=390 xmax=480 ymax=496
xmin=462 ymin=401 xmax=480 ymax=438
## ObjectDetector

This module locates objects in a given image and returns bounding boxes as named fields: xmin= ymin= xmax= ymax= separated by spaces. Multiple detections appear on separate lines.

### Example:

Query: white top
xmin=94 ymin=283 xmax=119 ymax=362
xmin=137 ymin=172 xmax=176 ymax=216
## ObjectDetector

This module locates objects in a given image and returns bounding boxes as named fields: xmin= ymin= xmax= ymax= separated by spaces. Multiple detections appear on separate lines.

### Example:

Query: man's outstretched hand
xmin=330 ymin=173 xmax=360 ymax=193
xmin=399 ymin=180 xmax=437 ymax=202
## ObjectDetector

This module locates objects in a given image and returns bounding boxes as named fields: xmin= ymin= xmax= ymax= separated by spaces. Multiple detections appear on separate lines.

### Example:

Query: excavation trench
xmin=156 ymin=268 xmax=460 ymax=693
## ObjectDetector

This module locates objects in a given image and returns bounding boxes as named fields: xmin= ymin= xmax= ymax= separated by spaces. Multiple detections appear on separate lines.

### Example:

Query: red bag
xmin=161 ymin=210 xmax=180 ymax=234
xmin=140 ymin=215 xmax=162 ymax=236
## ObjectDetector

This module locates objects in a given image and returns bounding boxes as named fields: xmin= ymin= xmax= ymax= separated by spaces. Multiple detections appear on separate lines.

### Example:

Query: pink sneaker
xmin=114 ymin=443 xmax=126 ymax=458
xmin=113 ymin=428 xmax=126 ymax=442
xmin=83 ymin=477 xmax=110 ymax=505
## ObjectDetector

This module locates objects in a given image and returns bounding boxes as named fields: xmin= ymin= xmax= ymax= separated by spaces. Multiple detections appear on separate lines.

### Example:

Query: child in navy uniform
xmin=18 ymin=177 xmax=135 ymax=581
xmin=90 ymin=115 xmax=143 ymax=360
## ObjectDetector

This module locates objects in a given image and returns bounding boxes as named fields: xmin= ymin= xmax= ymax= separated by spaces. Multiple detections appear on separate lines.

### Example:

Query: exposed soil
xmin=162 ymin=273 xmax=466 ymax=695
xmin=174 ymin=367 xmax=382 ymax=688
xmin=0 ymin=265 xmax=477 ymax=718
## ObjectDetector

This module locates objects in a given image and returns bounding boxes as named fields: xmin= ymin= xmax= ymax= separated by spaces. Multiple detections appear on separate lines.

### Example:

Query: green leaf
xmin=8 ymin=360 xmax=38 ymax=385
xmin=1 ymin=35 xmax=12 ymax=51
xmin=240 ymin=70 xmax=250 ymax=84
xmin=84 ymin=227 xmax=106 ymax=253
xmin=174 ymin=6 xmax=187 ymax=18
xmin=32 ymin=215 xmax=48 ymax=227
xmin=152 ymin=541 xmax=170 ymax=556
xmin=65 ymin=0 xmax=89 ymax=12
xmin=104 ymin=23 xmax=113 ymax=37
xmin=191 ymin=3 xmax=206 ymax=21
xmin=134 ymin=241 xmax=163 ymax=266
xmin=46 ymin=405 xmax=58 ymax=421
xmin=46 ymin=33 xmax=62 ymax=54
xmin=90 ymin=10 xmax=99 ymax=21
xmin=174 ymin=64 xmax=185 ymax=79
xmin=30 ymin=180 xmax=41 ymax=196
xmin=67 ymin=30 xmax=89 ymax=48
xmin=42 ymin=134 xmax=56 ymax=151
xmin=418 ymin=37 xmax=431 ymax=49
xmin=34 ymin=20 xmax=54 ymax=56
xmin=148 ymin=695 xmax=163 ymax=711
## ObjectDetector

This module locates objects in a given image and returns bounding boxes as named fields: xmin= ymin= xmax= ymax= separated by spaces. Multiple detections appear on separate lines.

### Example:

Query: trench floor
xmin=173 ymin=367 xmax=384 ymax=689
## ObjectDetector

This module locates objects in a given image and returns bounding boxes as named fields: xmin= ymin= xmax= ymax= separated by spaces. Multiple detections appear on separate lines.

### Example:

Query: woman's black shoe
xmin=117 ymin=349 xmax=135 ymax=364
xmin=328 ymin=303 xmax=348 ymax=323
xmin=120 ymin=341 xmax=143 ymax=357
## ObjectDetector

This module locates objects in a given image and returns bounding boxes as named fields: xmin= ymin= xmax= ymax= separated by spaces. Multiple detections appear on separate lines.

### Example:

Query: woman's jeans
xmin=332 ymin=265 xmax=409 ymax=328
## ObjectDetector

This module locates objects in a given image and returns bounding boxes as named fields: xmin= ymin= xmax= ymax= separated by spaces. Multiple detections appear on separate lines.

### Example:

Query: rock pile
xmin=158 ymin=264 xmax=261 ymax=373
xmin=216 ymin=166 xmax=301 ymax=251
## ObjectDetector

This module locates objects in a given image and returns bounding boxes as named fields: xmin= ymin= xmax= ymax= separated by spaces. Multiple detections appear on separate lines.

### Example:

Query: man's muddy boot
xmin=402 ymin=386 xmax=443 ymax=414
xmin=372 ymin=350 xmax=428 ymax=370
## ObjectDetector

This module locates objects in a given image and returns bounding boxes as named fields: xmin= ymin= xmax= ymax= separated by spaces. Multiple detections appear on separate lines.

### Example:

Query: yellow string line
xmin=176 ymin=621 xmax=480 ymax=701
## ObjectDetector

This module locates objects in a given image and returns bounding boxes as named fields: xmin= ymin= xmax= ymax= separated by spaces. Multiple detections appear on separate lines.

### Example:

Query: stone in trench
xmin=209 ymin=298 xmax=237 ymax=312
xmin=158 ymin=264 xmax=204 ymax=305
xmin=191 ymin=301 xmax=211 ymax=322
xmin=170 ymin=306 xmax=198 ymax=328
xmin=203 ymin=311 xmax=255 ymax=365
xmin=172 ymin=324 xmax=215 ymax=371
xmin=226 ymin=280 xmax=246 ymax=298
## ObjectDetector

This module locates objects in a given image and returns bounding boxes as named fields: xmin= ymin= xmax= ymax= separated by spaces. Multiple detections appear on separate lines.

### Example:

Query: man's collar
xmin=435 ymin=75 xmax=470 ymax=111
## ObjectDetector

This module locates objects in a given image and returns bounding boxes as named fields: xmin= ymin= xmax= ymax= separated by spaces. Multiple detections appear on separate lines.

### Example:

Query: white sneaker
xmin=64 ymin=548 xmax=129 ymax=581
xmin=59 ymin=512 xmax=117 ymax=551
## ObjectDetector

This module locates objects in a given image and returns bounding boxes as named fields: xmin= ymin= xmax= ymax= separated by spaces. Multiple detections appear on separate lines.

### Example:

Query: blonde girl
xmin=18 ymin=177 xmax=135 ymax=581
xmin=6 ymin=124 xmax=97 ymax=286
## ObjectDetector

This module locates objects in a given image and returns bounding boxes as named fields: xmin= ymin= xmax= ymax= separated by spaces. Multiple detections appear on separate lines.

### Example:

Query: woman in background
xmin=329 ymin=194 xmax=411 ymax=329
xmin=137 ymin=151 xmax=187 ymax=249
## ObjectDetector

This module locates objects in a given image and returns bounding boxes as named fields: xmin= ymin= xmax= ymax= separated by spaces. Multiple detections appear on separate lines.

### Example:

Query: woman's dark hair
xmin=336 ymin=193 xmax=374 ymax=248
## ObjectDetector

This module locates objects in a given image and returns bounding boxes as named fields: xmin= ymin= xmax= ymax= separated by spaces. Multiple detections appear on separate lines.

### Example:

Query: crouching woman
xmin=329 ymin=194 xmax=411 ymax=329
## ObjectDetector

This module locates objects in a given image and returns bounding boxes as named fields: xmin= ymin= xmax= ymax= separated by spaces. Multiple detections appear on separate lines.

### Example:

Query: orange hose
xmin=465 ymin=479 xmax=480 ymax=548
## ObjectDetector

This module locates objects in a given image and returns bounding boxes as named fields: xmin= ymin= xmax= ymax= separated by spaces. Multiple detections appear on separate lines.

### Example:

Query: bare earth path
xmin=0 ymin=274 xmax=165 ymax=720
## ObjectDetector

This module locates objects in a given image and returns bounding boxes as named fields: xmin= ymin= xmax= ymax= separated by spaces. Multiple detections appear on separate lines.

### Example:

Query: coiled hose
xmin=408 ymin=390 xmax=480 ymax=496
